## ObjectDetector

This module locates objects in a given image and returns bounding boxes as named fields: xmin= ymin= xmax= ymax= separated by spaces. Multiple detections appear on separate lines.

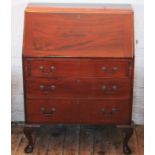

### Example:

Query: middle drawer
xmin=26 ymin=78 xmax=131 ymax=99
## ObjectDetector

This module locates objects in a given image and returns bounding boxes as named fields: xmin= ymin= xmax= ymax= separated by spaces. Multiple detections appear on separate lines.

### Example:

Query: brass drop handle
xmin=112 ymin=66 xmax=118 ymax=71
xmin=100 ymin=108 xmax=110 ymax=115
xmin=112 ymin=85 xmax=118 ymax=91
xmin=51 ymin=107 xmax=56 ymax=112
xmin=39 ymin=85 xmax=45 ymax=91
xmin=111 ymin=108 xmax=119 ymax=113
xmin=101 ymin=85 xmax=107 ymax=91
xmin=41 ymin=107 xmax=56 ymax=116
xmin=101 ymin=66 xmax=107 ymax=71
xmin=50 ymin=85 xmax=56 ymax=91
xmin=39 ymin=66 xmax=44 ymax=70
xmin=101 ymin=108 xmax=119 ymax=116
xmin=41 ymin=107 xmax=45 ymax=112
xmin=50 ymin=66 xmax=55 ymax=71
xmin=101 ymin=108 xmax=106 ymax=113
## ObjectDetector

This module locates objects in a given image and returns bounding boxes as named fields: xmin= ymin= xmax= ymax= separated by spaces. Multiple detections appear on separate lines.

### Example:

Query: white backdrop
xmin=11 ymin=0 xmax=144 ymax=124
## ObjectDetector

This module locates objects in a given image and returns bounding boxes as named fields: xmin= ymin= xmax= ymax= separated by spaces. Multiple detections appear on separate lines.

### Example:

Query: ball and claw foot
xmin=23 ymin=126 xmax=34 ymax=153
xmin=117 ymin=121 xmax=134 ymax=154
xmin=123 ymin=144 xmax=132 ymax=154
xmin=24 ymin=144 xmax=33 ymax=153
xmin=122 ymin=122 xmax=134 ymax=154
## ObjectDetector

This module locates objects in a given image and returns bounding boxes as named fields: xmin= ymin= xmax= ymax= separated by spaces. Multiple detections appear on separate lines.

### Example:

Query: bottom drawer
xmin=79 ymin=99 xmax=131 ymax=124
xmin=26 ymin=99 xmax=131 ymax=125
xmin=26 ymin=99 xmax=79 ymax=124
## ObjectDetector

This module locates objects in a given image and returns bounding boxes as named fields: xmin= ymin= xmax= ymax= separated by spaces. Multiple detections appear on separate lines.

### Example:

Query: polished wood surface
xmin=25 ymin=58 xmax=131 ymax=78
xmin=12 ymin=124 xmax=144 ymax=155
xmin=22 ymin=4 xmax=134 ymax=154
xmin=25 ymin=78 xmax=131 ymax=99
xmin=23 ymin=5 xmax=134 ymax=58
xmin=26 ymin=3 xmax=133 ymax=13
xmin=22 ymin=4 xmax=134 ymax=126
xmin=26 ymin=99 xmax=130 ymax=124
xmin=26 ymin=99 xmax=79 ymax=124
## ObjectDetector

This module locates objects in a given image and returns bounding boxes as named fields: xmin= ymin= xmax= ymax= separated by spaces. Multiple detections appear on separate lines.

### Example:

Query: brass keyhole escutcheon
xmin=77 ymin=15 xmax=81 ymax=19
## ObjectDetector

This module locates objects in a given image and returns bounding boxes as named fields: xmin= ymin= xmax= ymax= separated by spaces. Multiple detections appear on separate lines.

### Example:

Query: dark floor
xmin=11 ymin=123 xmax=144 ymax=155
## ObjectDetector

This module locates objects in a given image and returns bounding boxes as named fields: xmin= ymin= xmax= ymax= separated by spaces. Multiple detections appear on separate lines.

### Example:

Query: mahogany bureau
xmin=22 ymin=3 xmax=134 ymax=154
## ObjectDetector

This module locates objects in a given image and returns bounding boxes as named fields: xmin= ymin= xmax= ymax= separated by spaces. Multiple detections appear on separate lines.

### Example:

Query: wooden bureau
xmin=22 ymin=3 xmax=134 ymax=154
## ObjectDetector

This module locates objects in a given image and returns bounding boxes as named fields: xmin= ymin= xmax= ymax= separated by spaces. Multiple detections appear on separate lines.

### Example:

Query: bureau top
xmin=26 ymin=3 xmax=133 ymax=13
xmin=23 ymin=3 xmax=134 ymax=58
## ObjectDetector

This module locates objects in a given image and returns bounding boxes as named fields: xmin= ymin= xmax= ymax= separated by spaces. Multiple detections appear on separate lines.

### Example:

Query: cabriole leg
xmin=123 ymin=126 xmax=134 ymax=154
xmin=117 ymin=121 xmax=134 ymax=154
xmin=23 ymin=126 xmax=33 ymax=153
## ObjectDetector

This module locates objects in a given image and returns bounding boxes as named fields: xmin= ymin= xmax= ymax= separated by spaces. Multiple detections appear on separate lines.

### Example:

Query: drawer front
xmin=26 ymin=78 xmax=131 ymax=99
xmin=26 ymin=99 xmax=131 ymax=124
xmin=26 ymin=59 xmax=130 ymax=78
xmin=79 ymin=99 xmax=131 ymax=124
xmin=23 ymin=12 xmax=133 ymax=58
xmin=26 ymin=99 xmax=79 ymax=123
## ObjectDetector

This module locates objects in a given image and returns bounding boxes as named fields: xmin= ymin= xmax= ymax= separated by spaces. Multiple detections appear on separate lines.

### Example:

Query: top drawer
xmin=24 ymin=59 xmax=131 ymax=78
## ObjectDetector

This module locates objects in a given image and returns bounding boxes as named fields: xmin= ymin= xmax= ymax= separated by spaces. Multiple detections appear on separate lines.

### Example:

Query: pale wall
xmin=11 ymin=0 xmax=144 ymax=124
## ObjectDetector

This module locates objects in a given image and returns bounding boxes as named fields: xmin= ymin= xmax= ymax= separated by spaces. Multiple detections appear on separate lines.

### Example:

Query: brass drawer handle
xmin=39 ymin=85 xmax=56 ymax=91
xmin=41 ymin=107 xmax=56 ymax=116
xmin=100 ymin=108 xmax=110 ymax=115
xmin=112 ymin=66 xmax=118 ymax=71
xmin=101 ymin=85 xmax=107 ymax=91
xmin=101 ymin=108 xmax=119 ymax=115
xmin=111 ymin=108 xmax=119 ymax=113
xmin=112 ymin=85 xmax=118 ymax=91
xmin=101 ymin=108 xmax=107 ymax=113
xmin=39 ymin=66 xmax=55 ymax=72
xmin=50 ymin=66 xmax=55 ymax=71
xmin=39 ymin=66 xmax=44 ymax=70
xmin=50 ymin=85 xmax=56 ymax=91
xmin=39 ymin=85 xmax=45 ymax=91
xmin=101 ymin=66 xmax=107 ymax=71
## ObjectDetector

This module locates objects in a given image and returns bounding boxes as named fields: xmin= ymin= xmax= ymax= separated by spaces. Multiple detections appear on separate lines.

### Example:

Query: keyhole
xmin=77 ymin=15 xmax=81 ymax=19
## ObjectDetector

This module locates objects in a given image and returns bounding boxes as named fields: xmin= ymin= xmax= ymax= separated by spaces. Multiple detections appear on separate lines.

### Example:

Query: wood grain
xmin=12 ymin=2 xmax=143 ymax=126
xmin=63 ymin=125 xmax=80 ymax=155
xmin=135 ymin=126 xmax=144 ymax=155
xmin=11 ymin=124 xmax=144 ymax=155
xmin=25 ymin=4 xmax=133 ymax=13
xmin=22 ymin=5 xmax=134 ymax=126
xmin=26 ymin=99 xmax=79 ymax=124
xmin=44 ymin=125 xmax=66 ymax=155
xmin=25 ymin=99 xmax=131 ymax=125
xmin=23 ymin=6 xmax=134 ymax=58
xmin=26 ymin=59 xmax=131 ymax=78
xmin=25 ymin=78 xmax=131 ymax=99
xmin=79 ymin=126 xmax=94 ymax=155
xmin=21 ymin=7 xmax=135 ymax=154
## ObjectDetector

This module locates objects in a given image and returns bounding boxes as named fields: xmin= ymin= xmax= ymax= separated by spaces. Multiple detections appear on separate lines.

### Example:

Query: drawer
xmin=79 ymin=99 xmax=131 ymax=124
xmin=26 ymin=78 xmax=131 ymax=99
xmin=26 ymin=59 xmax=131 ymax=78
xmin=26 ymin=99 xmax=79 ymax=124
xmin=26 ymin=99 xmax=131 ymax=124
